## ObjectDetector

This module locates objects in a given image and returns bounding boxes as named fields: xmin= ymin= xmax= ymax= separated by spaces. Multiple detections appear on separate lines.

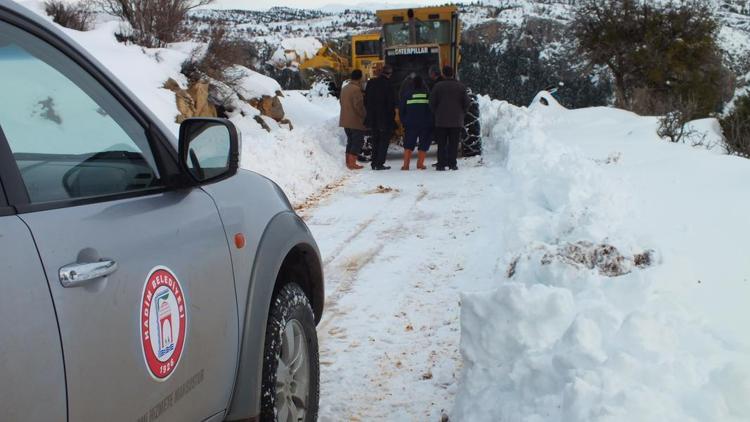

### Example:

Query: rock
xmin=187 ymin=82 xmax=217 ymax=119
xmin=163 ymin=78 xmax=217 ymax=123
xmin=174 ymin=91 xmax=195 ymax=124
xmin=259 ymin=95 xmax=285 ymax=121
xmin=246 ymin=92 xmax=286 ymax=122
xmin=163 ymin=78 xmax=180 ymax=92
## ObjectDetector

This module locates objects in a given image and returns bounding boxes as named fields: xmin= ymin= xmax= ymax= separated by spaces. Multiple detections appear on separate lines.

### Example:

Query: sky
xmin=210 ymin=0 xmax=453 ymax=11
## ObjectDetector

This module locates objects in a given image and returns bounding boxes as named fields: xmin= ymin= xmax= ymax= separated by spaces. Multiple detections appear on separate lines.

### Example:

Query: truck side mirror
xmin=178 ymin=118 xmax=240 ymax=184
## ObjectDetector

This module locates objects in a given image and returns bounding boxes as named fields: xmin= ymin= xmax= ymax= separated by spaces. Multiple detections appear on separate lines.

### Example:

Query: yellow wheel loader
xmin=366 ymin=6 xmax=481 ymax=157
xmin=302 ymin=6 xmax=482 ymax=157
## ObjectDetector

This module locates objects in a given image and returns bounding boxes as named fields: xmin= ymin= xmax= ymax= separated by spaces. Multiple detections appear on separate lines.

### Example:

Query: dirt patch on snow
xmin=508 ymin=241 xmax=654 ymax=278
xmin=295 ymin=177 xmax=348 ymax=216
xmin=341 ymin=247 xmax=383 ymax=273
xmin=368 ymin=185 xmax=400 ymax=194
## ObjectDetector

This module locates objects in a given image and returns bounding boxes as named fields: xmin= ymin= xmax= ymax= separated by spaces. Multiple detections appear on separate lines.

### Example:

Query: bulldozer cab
xmin=376 ymin=6 xmax=461 ymax=96
xmin=351 ymin=33 xmax=383 ymax=80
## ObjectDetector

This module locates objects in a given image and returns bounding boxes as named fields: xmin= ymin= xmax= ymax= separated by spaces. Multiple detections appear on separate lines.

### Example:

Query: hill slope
xmin=193 ymin=1 xmax=750 ymax=108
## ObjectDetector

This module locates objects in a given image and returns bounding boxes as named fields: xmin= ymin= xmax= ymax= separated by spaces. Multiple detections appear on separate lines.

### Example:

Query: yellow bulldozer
xmin=301 ymin=6 xmax=482 ymax=157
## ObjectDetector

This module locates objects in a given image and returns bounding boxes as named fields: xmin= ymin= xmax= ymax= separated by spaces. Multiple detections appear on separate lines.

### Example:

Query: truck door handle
xmin=59 ymin=259 xmax=118 ymax=287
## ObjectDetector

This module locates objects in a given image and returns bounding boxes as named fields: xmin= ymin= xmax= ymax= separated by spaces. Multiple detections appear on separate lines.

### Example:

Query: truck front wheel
xmin=260 ymin=283 xmax=320 ymax=422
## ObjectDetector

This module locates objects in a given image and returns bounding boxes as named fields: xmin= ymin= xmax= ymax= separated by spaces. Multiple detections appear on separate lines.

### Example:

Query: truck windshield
xmin=355 ymin=40 xmax=381 ymax=56
xmin=416 ymin=20 xmax=451 ymax=44
xmin=383 ymin=20 xmax=452 ymax=46
xmin=384 ymin=23 xmax=409 ymax=46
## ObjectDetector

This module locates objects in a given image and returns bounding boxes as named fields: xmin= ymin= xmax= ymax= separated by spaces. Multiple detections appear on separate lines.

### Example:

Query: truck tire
xmin=461 ymin=91 xmax=482 ymax=157
xmin=260 ymin=283 xmax=320 ymax=422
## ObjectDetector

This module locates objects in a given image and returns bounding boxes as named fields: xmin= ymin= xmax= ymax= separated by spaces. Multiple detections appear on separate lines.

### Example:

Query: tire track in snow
xmin=322 ymin=216 xmax=378 ymax=267
xmin=316 ymin=184 xmax=421 ymax=337
xmin=305 ymin=159 xmax=494 ymax=421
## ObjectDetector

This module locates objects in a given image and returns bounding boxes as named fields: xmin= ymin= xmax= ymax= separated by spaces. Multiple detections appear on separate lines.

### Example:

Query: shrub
xmin=97 ymin=0 xmax=212 ymax=47
xmin=657 ymin=96 xmax=700 ymax=143
xmin=181 ymin=26 xmax=258 ymax=85
xmin=44 ymin=0 xmax=93 ymax=31
xmin=658 ymin=111 xmax=691 ymax=144
xmin=721 ymin=94 xmax=750 ymax=157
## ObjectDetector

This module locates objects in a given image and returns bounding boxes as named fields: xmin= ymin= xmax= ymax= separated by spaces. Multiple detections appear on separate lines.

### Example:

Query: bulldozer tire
xmin=461 ymin=91 xmax=482 ymax=157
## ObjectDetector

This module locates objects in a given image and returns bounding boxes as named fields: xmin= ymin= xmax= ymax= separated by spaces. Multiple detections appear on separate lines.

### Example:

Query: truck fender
xmin=225 ymin=211 xmax=324 ymax=421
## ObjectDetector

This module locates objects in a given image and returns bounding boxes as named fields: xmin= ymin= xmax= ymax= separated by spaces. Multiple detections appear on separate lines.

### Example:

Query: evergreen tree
xmin=572 ymin=0 xmax=725 ymax=116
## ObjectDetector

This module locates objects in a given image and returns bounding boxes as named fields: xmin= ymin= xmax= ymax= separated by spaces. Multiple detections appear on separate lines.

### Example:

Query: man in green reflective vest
xmin=398 ymin=75 xmax=433 ymax=170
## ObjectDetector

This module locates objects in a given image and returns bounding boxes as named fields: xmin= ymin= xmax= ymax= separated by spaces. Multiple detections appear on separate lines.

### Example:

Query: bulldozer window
xmin=416 ymin=20 xmax=451 ymax=45
xmin=355 ymin=40 xmax=380 ymax=56
xmin=384 ymin=21 xmax=452 ymax=47
xmin=384 ymin=23 xmax=410 ymax=47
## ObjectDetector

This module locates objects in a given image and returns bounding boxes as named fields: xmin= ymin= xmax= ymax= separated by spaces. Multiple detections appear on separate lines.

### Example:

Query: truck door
xmin=0 ymin=20 xmax=238 ymax=421
xmin=0 ymin=214 xmax=66 ymax=421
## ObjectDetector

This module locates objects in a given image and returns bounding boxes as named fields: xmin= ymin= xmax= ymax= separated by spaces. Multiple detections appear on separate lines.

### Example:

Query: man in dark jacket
xmin=365 ymin=64 xmax=396 ymax=170
xmin=429 ymin=65 xmax=470 ymax=171
xmin=399 ymin=75 xmax=432 ymax=170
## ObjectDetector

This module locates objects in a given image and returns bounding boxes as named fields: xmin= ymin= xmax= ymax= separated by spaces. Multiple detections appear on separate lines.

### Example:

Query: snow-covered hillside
xmin=188 ymin=7 xmax=377 ymax=46
xmin=195 ymin=0 xmax=750 ymax=107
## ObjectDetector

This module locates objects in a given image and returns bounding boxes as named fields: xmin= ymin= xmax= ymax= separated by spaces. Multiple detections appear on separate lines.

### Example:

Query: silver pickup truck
xmin=0 ymin=1 xmax=323 ymax=421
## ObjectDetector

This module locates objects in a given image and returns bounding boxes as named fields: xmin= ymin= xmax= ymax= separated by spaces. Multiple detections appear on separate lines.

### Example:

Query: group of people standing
xmin=338 ymin=64 xmax=471 ymax=171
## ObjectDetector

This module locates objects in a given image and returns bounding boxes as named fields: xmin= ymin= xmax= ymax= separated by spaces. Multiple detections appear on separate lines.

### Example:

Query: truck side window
xmin=0 ymin=21 xmax=162 ymax=203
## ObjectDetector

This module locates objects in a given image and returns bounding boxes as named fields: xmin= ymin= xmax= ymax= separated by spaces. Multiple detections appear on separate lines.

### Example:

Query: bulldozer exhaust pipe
xmin=408 ymin=9 xmax=416 ymax=44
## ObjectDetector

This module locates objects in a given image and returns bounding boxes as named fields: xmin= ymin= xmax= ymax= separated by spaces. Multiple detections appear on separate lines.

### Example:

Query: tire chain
xmin=461 ymin=90 xmax=482 ymax=157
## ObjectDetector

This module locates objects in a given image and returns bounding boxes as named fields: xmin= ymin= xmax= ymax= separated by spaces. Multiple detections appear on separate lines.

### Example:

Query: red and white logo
xmin=140 ymin=266 xmax=187 ymax=381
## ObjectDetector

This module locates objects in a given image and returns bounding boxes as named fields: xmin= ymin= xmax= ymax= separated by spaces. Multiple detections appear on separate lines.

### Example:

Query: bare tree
xmin=97 ymin=0 xmax=212 ymax=47
xmin=45 ymin=0 xmax=93 ymax=31
xmin=181 ymin=25 xmax=257 ymax=85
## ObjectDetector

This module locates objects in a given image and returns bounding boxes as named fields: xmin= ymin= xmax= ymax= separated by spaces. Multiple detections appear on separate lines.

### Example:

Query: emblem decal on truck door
xmin=140 ymin=266 xmax=187 ymax=381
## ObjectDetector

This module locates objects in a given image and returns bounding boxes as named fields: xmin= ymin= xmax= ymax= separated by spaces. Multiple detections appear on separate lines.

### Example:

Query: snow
xmin=270 ymin=37 xmax=323 ymax=67
xmin=308 ymin=152 xmax=496 ymax=421
xmin=305 ymin=92 xmax=750 ymax=421
xmin=280 ymin=37 xmax=322 ymax=60
xmin=281 ymin=90 xmax=340 ymax=125
xmin=452 ymin=94 xmax=750 ymax=422
xmin=231 ymin=66 xmax=283 ymax=99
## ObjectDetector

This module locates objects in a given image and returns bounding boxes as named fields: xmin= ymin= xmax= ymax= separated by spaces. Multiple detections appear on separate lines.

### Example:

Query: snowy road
xmin=302 ymin=152 xmax=501 ymax=421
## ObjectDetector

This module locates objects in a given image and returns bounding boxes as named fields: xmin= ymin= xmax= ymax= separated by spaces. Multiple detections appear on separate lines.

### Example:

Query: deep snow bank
xmin=20 ymin=1 xmax=345 ymax=205
xmin=453 ymin=94 xmax=750 ymax=421
xmin=270 ymin=37 xmax=323 ymax=67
